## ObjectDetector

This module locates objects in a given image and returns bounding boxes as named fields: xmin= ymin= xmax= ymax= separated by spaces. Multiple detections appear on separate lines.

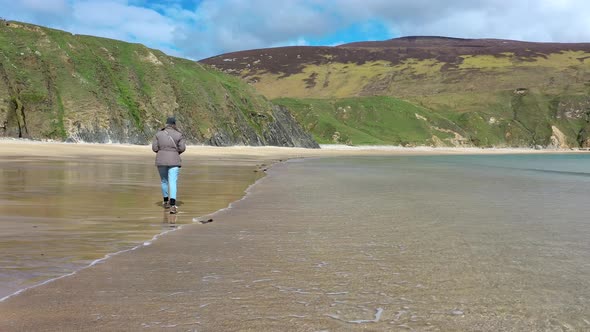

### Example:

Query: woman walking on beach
xmin=152 ymin=117 xmax=186 ymax=214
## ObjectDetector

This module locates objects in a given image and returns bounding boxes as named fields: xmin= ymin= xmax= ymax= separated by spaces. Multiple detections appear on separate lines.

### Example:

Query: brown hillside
xmin=340 ymin=36 xmax=541 ymax=48
xmin=200 ymin=36 xmax=590 ymax=77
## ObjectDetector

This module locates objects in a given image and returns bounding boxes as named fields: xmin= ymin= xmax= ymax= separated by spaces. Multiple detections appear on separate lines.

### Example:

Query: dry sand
xmin=0 ymin=139 xmax=580 ymax=159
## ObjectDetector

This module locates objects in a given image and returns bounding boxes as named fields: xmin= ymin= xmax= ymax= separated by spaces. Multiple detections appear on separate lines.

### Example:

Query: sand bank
xmin=0 ymin=139 xmax=582 ymax=160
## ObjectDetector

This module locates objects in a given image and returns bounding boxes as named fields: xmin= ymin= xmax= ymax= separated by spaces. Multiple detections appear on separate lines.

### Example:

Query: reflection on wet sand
xmin=0 ymin=155 xmax=262 ymax=299
xmin=163 ymin=210 xmax=177 ymax=225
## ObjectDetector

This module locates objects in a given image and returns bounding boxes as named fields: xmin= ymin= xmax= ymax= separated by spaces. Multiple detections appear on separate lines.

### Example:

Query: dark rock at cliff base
xmin=203 ymin=105 xmax=318 ymax=148
xmin=264 ymin=105 xmax=320 ymax=148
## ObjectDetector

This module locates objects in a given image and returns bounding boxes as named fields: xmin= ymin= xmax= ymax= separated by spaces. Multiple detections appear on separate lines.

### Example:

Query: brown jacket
xmin=152 ymin=125 xmax=186 ymax=167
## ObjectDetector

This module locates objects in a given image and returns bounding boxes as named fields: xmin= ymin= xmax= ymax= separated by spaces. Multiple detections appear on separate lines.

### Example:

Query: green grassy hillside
xmin=274 ymin=96 xmax=465 ymax=146
xmin=274 ymin=93 xmax=590 ymax=148
xmin=0 ymin=21 xmax=317 ymax=147
xmin=202 ymin=37 xmax=590 ymax=147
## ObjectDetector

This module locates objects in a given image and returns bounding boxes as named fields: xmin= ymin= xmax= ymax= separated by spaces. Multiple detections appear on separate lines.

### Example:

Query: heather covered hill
xmin=201 ymin=36 xmax=590 ymax=148
xmin=201 ymin=36 xmax=590 ymax=99
xmin=0 ymin=21 xmax=318 ymax=147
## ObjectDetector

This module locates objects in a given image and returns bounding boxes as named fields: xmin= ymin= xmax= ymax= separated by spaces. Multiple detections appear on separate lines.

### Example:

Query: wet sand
xmin=1 ymin=142 xmax=588 ymax=331
xmin=0 ymin=151 xmax=266 ymax=300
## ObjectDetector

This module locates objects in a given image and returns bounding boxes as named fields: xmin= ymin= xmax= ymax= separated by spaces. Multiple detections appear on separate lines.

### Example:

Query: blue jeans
xmin=157 ymin=166 xmax=180 ymax=200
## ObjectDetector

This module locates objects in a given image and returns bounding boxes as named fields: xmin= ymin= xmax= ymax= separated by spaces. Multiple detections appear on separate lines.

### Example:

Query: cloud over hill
xmin=2 ymin=0 xmax=590 ymax=59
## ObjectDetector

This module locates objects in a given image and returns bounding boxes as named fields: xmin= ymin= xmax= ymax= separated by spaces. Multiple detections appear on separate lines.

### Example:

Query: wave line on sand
xmin=326 ymin=307 xmax=384 ymax=324
xmin=1 ymin=160 xmax=288 ymax=303
xmin=0 ymin=226 xmax=180 ymax=303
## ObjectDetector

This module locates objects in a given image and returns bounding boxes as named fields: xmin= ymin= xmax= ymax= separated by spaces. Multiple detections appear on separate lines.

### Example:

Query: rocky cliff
xmin=0 ymin=21 xmax=318 ymax=148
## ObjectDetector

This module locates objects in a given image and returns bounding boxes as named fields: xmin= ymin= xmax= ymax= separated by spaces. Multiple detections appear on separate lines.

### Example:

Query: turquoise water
xmin=430 ymin=153 xmax=590 ymax=176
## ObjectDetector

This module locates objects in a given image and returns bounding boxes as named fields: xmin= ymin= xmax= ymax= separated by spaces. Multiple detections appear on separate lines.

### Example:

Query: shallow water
xmin=175 ymin=154 xmax=590 ymax=330
xmin=0 ymin=155 xmax=262 ymax=299
xmin=260 ymin=154 xmax=590 ymax=330
xmin=2 ymin=153 xmax=590 ymax=330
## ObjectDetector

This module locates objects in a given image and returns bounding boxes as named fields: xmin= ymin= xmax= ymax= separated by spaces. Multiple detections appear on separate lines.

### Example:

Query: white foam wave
xmin=0 ymin=223 xmax=184 ymax=303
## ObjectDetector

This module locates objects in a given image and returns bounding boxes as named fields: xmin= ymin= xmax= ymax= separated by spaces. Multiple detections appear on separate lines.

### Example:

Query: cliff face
xmin=204 ymin=105 xmax=318 ymax=148
xmin=0 ymin=21 xmax=318 ymax=148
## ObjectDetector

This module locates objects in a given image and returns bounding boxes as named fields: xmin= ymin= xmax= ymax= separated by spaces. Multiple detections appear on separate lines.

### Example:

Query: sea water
xmin=261 ymin=154 xmax=590 ymax=329
xmin=150 ymin=153 xmax=589 ymax=330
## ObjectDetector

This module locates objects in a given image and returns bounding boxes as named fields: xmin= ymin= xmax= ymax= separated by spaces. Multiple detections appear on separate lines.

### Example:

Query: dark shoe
xmin=163 ymin=201 xmax=171 ymax=209
xmin=169 ymin=205 xmax=177 ymax=214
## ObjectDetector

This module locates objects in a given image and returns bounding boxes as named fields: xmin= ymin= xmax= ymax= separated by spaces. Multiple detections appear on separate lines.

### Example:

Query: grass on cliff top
xmin=274 ymin=96 xmax=463 ymax=145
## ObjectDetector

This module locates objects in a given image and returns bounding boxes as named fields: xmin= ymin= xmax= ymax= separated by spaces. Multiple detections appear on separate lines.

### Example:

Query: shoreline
xmin=0 ymin=141 xmax=585 ymax=303
xmin=0 ymin=140 xmax=585 ymax=302
xmin=0 ymin=157 xmax=282 ymax=304
xmin=0 ymin=223 xmax=181 ymax=303
xmin=1 ymin=142 xmax=589 ymax=329
xmin=0 ymin=142 xmax=305 ymax=303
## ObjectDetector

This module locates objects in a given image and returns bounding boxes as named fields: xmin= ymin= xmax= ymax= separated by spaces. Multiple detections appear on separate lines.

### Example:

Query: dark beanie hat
xmin=166 ymin=116 xmax=176 ymax=125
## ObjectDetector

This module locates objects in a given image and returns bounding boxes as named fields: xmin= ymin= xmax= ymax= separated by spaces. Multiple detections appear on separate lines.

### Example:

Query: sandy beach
xmin=1 ymin=141 xmax=589 ymax=331
xmin=1 ymin=139 xmax=580 ymax=159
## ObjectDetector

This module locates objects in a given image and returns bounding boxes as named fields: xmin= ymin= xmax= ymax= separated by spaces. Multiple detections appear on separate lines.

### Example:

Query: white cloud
xmin=20 ymin=0 xmax=70 ymax=14
xmin=2 ymin=0 xmax=590 ymax=60
xmin=269 ymin=37 xmax=310 ymax=48
xmin=174 ymin=0 xmax=590 ymax=59
xmin=0 ymin=0 xmax=72 ymax=24
xmin=0 ymin=0 xmax=187 ymax=54
xmin=334 ymin=0 xmax=590 ymax=43
xmin=70 ymin=1 xmax=176 ymax=43
xmin=174 ymin=0 xmax=346 ymax=59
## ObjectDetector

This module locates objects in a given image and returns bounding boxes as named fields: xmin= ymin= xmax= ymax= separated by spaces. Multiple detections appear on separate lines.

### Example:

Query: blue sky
xmin=2 ymin=0 xmax=590 ymax=60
